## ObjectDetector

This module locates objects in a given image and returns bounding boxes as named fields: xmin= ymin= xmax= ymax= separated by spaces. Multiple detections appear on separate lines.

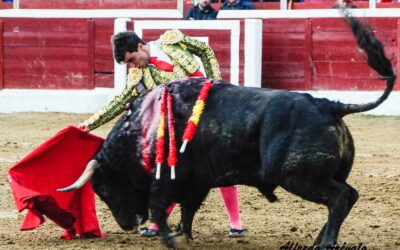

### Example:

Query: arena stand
xmin=0 ymin=0 xmax=399 ymax=115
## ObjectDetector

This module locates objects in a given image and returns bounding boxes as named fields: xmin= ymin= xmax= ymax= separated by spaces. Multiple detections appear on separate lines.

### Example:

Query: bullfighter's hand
xmin=78 ymin=123 xmax=91 ymax=132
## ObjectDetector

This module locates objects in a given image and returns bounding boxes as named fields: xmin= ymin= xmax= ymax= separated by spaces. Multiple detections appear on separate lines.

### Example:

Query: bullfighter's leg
xmin=142 ymin=203 xmax=176 ymax=236
xmin=219 ymin=186 xmax=244 ymax=235
xmin=280 ymin=176 xmax=358 ymax=250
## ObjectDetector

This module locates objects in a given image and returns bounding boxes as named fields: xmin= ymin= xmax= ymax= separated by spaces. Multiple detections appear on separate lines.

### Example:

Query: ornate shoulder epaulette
xmin=158 ymin=29 xmax=184 ymax=45
xmin=128 ymin=67 xmax=143 ymax=87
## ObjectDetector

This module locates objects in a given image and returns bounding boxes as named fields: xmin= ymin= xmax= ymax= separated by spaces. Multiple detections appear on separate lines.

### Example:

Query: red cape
xmin=8 ymin=126 xmax=105 ymax=239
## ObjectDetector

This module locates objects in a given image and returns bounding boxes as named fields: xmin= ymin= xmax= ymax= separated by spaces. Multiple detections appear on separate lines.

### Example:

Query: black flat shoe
xmin=140 ymin=228 xmax=160 ymax=237
xmin=228 ymin=228 xmax=245 ymax=238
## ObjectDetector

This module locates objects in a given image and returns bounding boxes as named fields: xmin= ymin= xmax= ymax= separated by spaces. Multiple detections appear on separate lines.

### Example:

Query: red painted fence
xmin=0 ymin=16 xmax=398 ymax=90
xmin=0 ymin=0 xmax=177 ymax=9
xmin=2 ymin=1 xmax=400 ymax=10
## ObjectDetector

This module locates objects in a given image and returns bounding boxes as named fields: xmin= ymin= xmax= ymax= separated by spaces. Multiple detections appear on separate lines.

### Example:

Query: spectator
xmin=332 ymin=0 xmax=357 ymax=8
xmin=185 ymin=0 xmax=218 ymax=20
xmin=220 ymin=0 xmax=255 ymax=10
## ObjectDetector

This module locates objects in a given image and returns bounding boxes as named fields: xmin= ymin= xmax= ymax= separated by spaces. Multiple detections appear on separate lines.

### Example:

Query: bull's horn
xmin=57 ymin=159 xmax=98 ymax=192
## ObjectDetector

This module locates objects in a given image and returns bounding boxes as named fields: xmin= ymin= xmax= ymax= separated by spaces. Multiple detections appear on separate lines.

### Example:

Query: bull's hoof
xmin=174 ymin=233 xmax=190 ymax=249
xmin=266 ymin=193 xmax=278 ymax=202
xmin=166 ymin=233 xmax=190 ymax=249
xmin=317 ymin=241 xmax=337 ymax=250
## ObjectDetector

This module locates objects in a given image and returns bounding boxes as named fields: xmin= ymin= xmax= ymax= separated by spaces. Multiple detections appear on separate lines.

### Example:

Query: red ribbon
xmin=149 ymin=57 xmax=174 ymax=72
xmin=167 ymin=93 xmax=177 ymax=168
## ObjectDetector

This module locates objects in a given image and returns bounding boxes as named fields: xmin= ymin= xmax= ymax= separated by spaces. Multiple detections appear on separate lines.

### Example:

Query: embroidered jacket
xmin=84 ymin=29 xmax=221 ymax=130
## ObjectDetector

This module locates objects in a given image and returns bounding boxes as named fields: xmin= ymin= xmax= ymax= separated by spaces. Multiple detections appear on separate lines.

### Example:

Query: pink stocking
xmin=148 ymin=203 xmax=176 ymax=230
xmin=219 ymin=186 xmax=242 ymax=230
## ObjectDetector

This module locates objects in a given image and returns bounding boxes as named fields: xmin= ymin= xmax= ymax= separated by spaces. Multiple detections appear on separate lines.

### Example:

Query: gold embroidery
xmin=162 ymin=44 xmax=200 ymax=74
xmin=178 ymin=42 xmax=187 ymax=50
xmin=158 ymin=29 xmax=184 ymax=45
xmin=142 ymin=68 xmax=156 ymax=90
xmin=182 ymin=34 xmax=221 ymax=79
xmin=85 ymin=29 xmax=222 ymax=131
xmin=128 ymin=67 xmax=143 ymax=86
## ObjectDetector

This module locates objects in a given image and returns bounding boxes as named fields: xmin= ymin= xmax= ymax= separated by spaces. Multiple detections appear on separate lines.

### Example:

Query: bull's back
xmin=141 ymin=78 xmax=353 ymax=185
xmin=159 ymin=79 xmax=298 ymax=184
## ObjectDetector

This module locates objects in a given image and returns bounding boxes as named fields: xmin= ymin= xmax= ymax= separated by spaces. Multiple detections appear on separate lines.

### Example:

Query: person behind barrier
xmin=220 ymin=0 xmax=255 ymax=10
xmin=185 ymin=0 xmax=219 ymax=20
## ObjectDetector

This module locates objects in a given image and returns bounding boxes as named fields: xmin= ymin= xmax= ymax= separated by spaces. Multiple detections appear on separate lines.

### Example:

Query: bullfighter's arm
xmin=182 ymin=34 xmax=222 ymax=79
xmin=84 ymin=68 xmax=142 ymax=131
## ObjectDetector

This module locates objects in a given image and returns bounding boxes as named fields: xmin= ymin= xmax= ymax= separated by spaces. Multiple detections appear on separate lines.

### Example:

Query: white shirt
xmin=148 ymin=41 xmax=173 ymax=65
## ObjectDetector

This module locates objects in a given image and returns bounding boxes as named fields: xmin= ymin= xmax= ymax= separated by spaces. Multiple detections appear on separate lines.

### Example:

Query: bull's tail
xmin=335 ymin=14 xmax=396 ymax=116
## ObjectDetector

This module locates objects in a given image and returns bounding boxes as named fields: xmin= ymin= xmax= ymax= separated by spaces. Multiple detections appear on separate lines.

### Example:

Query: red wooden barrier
xmin=3 ymin=18 xmax=90 ymax=89
xmin=0 ymin=21 xmax=3 ymax=90
xmin=19 ymin=0 xmax=177 ymax=9
xmin=262 ymin=18 xmax=307 ymax=90
xmin=0 ymin=16 xmax=398 ymax=91
xmin=304 ymin=18 xmax=313 ymax=90
xmin=88 ymin=19 xmax=95 ymax=89
xmin=397 ymin=19 xmax=400 ymax=81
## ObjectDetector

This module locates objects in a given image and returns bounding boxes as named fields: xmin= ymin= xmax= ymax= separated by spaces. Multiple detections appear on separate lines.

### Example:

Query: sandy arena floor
xmin=0 ymin=113 xmax=399 ymax=249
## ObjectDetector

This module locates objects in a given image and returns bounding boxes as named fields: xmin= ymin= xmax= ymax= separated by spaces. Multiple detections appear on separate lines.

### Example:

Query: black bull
xmin=59 ymin=17 xmax=396 ymax=249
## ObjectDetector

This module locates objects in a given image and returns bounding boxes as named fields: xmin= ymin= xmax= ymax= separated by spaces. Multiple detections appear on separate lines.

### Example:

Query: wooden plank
xmin=397 ymin=18 xmax=400 ymax=85
xmin=4 ymin=47 xmax=88 ymax=65
xmin=313 ymin=46 xmax=367 ymax=62
xmin=263 ymin=33 xmax=305 ymax=48
xmin=378 ymin=2 xmax=400 ymax=8
xmin=311 ymin=18 xmax=397 ymax=32
xmin=312 ymin=18 xmax=348 ymax=32
xmin=0 ymin=21 xmax=3 ymax=89
xmin=4 ymin=46 xmax=89 ymax=89
xmin=313 ymin=32 xmax=358 ymax=47
xmin=19 ymin=1 xmax=396 ymax=11
xmin=4 ymin=63 xmax=89 ymax=75
xmin=4 ymin=31 xmax=89 ymax=47
xmin=263 ymin=19 xmax=306 ymax=33
xmin=312 ymin=76 xmax=399 ymax=91
xmin=305 ymin=18 xmax=312 ymax=89
xmin=263 ymin=77 xmax=307 ymax=90
xmin=313 ymin=45 xmax=397 ymax=62
xmin=94 ymin=19 xmax=114 ymax=73
xmin=94 ymin=19 xmax=114 ymax=48
xmin=4 ymin=73 xmax=89 ymax=89
xmin=252 ymin=2 xmax=280 ymax=10
xmin=95 ymin=51 xmax=114 ymax=73
xmin=263 ymin=47 xmax=305 ymax=62
xmin=358 ymin=18 xmax=398 ymax=31
xmin=313 ymin=62 xmax=378 ymax=78
xmin=3 ymin=18 xmax=89 ymax=33
xmin=88 ymin=19 xmax=95 ymax=89
xmin=95 ymin=73 xmax=114 ymax=88
xmin=263 ymin=62 xmax=304 ymax=78
xmin=19 ymin=0 xmax=177 ymax=9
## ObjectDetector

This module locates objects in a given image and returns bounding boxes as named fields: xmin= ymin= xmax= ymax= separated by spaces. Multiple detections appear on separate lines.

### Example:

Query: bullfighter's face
xmin=124 ymin=43 xmax=150 ymax=69
xmin=91 ymin=168 xmax=149 ymax=231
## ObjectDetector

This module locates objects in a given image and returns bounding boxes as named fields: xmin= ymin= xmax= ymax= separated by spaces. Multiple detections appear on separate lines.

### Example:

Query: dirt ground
xmin=0 ymin=113 xmax=399 ymax=250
